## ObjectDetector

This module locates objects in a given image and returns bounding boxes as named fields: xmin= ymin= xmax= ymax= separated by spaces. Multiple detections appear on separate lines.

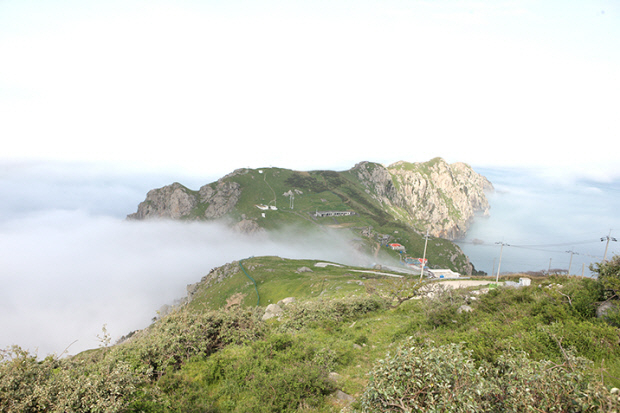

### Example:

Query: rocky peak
xmin=127 ymin=182 xmax=197 ymax=220
xmin=353 ymin=158 xmax=493 ymax=239
xmin=127 ymin=180 xmax=241 ymax=221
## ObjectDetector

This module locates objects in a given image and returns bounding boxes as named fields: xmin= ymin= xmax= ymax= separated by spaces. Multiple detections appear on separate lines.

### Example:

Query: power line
xmin=510 ymin=239 xmax=600 ymax=248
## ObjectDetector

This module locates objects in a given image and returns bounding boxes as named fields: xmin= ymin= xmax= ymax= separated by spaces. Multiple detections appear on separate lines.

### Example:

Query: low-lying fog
xmin=1 ymin=162 xmax=619 ymax=357
xmin=0 ymin=162 xmax=370 ymax=357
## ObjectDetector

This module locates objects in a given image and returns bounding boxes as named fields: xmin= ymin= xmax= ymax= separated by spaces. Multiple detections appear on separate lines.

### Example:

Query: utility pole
xmin=601 ymin=230 xmax=617 ymax=261
xmin=495 ymin=242 xmax=508 ymax=283
xmin=566 ymin=249 xmax=577 ymax=275
xmin=548 ymin=258 xmax=552 ymax=275
xmin=419 ymin=229 xmax=430 ymax=281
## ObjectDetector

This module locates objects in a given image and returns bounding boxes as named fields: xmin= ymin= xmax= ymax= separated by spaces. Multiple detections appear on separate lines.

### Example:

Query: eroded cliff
xmin=352 ymin=158 xmax=493 ymax=239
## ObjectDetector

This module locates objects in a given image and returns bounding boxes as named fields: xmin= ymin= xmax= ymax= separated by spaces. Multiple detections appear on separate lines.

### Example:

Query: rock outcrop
xmin=127 ymin=182 xmax=197 ymax=220
xmin=127 ymin=180 xmax=241 ymax=221
xmin=352 ymin=158 xmax=493 ymax=239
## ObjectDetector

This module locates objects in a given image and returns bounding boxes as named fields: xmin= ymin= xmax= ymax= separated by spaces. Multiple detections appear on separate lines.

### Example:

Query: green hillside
xmin=4 ymin=256 xmax=620 ymax=412
xmin=184 ymin=166 xmax=473 ymax=273
xmin=216 ymin=166 xmax=392 ymax=228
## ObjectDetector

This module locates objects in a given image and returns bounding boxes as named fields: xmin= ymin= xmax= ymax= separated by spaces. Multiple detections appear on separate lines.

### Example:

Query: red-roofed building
xmin=388 ymin=243 xmax=405 ymax=251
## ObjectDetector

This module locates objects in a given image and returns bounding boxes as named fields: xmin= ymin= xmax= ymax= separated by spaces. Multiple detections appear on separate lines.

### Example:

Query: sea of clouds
xmin=0 ymin=162 xmax=369 ymax=357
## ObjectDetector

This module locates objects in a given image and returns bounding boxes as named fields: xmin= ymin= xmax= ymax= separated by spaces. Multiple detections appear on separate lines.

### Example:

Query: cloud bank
xmin=0 ymin=162 xmax=372 ymax=357
xmin=0 ymin=210 xmax=368 ymax=357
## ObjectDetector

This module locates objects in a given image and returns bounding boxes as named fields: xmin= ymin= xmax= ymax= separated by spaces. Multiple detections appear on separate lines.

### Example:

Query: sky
xmin=1 ymin=0 xmax=619 ymax=178
xmin=1 ymin=0 xmax=620 ymax=357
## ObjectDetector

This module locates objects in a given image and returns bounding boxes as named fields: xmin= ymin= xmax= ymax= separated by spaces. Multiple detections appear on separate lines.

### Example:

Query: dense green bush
xmin=0 ymin=346 xmax=146 ymax=413
xmin=559 ymin=276 xmax=604 ymax=319
xmin=0 ymin=307 xmax=264 ymax=412
xmin=361 ymin=341 xmax=486 ymax=412
xmin=360 ymin=340 xmax=620 ymax=413
xmin=278 ymin=295 xmax=387 ymax=331
xmin=591 ymin=255 xmax=620 ymax=300
xmin=114 ymin=306 xmax=265 ymax=379
xmin=148 ymin=333 xmax=336 ymax=413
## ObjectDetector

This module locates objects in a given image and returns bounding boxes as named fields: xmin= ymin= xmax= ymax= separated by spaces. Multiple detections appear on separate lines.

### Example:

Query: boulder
xmin=457 ymin=305 xmax=474 ymax=314
xmin=597 ymin=301 xmax=619 ymax=319
xmin=334 ymin=390 xmax=355 ymax=402
xmin=262 ymin=304 xmax=283 ymax=321
xmin=328 ymin=372 xmax=342 ymax=382
xmin=277 ymin=297 xmax=296 ymax=306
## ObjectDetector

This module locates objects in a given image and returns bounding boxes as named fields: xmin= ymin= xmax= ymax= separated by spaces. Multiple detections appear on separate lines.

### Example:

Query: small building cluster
xmin=255 ymin=204 xmax=278 ymax=211
xmin=314 ymin=210 xmax=355 ymax=218
xmin=388 ymin=243 xmax=406 ymax=251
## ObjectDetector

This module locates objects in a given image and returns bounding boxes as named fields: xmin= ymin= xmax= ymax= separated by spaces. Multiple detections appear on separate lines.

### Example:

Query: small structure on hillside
xmin=314 ymin=210 xmax=355 ymax=218
xmin=388 ymin=243 xmax=406 ymax=251
xmin=430 ymin=269 xmax=461 ymax=278
xmin=505 ymin=277 xmax=532 ymax=288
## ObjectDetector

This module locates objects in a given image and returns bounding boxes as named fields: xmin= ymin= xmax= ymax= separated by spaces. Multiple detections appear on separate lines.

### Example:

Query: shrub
xmin=561 ymin=277 xmax=604 ymax=319
xmin=169 ymin=333 xmax=335 ymax=412
xmin=278 ymin=296 xmax=387 ymax=331
xmin=361 ymin=341 xmax=488 ymax=412
xmin=0 ymin=345 xmax=146 ymax=413
xmin=360 ymin=340 xmax=620 ymax=413
xmin=114 ymin=306 xmax=265 ymax=379
xmin=591 ymin=255 xmax=620 ymax=300
xmin=420 ymin=284 xmax=471 ymax=327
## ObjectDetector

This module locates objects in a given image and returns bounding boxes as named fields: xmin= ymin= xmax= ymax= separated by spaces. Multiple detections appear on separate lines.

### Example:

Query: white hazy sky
xmin=1 ymin=0 xmax=619 ymax=179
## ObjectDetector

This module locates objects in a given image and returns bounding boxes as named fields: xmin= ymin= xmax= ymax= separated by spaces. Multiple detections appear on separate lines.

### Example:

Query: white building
xmin=314 ymin=210 xmax=355 ymax=218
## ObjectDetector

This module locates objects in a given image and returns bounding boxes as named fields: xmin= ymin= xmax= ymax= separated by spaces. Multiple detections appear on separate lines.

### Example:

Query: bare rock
xmin=233 ymin=219 xmax=264 ymax=234
xmin=128 ymin=180 xmax=241 ymax=221
xmin=277 ymin=297 xmax=296 ymax=306
xmin=334 ymin=390 xmax=355 ymax=402
xmin=597 ymin=301 xmax=619 ymax=318
xmin=199 ymin=181 xmax=241 ymax=219
xmin=328 ymin=372 xmax=342 ymax=382
xmin=262 ymin=304 xmax=283 ymax=321
xmin=458 ymin=304 xmax=474 ymax=314
xmin=127 ymin=182 xmax=197 ymax=220
xmin=352 ymin=158 xmax=493 ymax=240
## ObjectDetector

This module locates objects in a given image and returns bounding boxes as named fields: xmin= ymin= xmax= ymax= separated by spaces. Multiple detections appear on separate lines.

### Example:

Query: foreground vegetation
xmin=3 ymin=256 xmax=620 ymax=412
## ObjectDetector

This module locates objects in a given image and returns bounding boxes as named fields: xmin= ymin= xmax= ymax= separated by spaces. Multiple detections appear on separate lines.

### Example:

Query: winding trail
xmin=239 ymin=259 xmax=260 ymax=306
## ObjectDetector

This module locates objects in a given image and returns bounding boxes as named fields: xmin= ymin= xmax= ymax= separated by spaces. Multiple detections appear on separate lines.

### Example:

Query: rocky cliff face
xmin=127 ymin=180 xmax=241 ymax=221
xmin=352 ymin=158 xmax=493 ymax=239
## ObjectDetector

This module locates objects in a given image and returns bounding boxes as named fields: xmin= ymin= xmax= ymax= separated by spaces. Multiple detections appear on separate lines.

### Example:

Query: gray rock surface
xmin=352 ymin=158 xmax=493 ymax=239
xmin=262 ymin=304 xmax=283 ymax=321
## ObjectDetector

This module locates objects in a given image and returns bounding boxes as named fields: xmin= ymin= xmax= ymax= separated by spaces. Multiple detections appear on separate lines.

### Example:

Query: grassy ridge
xmin=3 ymin=256 xmax=620 ymax=412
